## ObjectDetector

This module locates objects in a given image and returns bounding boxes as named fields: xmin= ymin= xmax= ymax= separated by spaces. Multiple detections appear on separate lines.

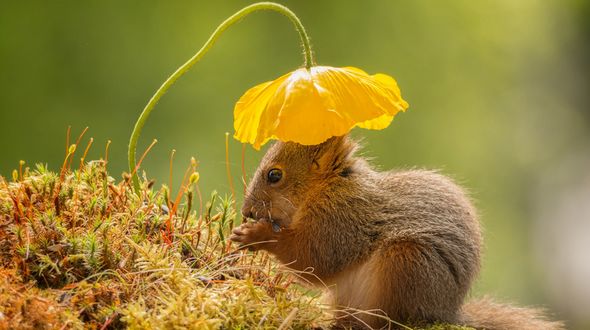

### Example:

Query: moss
xmin=0 ymin=160 xmax=473 ymax=329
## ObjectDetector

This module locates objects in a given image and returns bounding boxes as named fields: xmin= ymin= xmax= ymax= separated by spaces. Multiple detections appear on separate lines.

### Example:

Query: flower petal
xmin=233 ymin=71 xmax=291 ymax=147
xmin=233 ymin=66 xmax=409 ymax=149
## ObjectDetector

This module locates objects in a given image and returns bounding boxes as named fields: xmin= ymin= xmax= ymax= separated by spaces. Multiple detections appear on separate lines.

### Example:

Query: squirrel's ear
xmin=311 ymin=135 xmax=357 ymax=174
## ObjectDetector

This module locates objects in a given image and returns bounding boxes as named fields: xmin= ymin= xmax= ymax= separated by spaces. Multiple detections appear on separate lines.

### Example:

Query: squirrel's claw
xmin=230 ymin=220 xmax=275 ymax=251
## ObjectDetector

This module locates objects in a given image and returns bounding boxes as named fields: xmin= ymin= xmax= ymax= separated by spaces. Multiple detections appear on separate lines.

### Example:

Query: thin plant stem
xmin=225 ymin=133 xmax=236 ymax=204
xmin=104 ymin=140 xmax=112 ymax=164
xmin=128 ymin=2 xmax=314 ymax=193
xmin=65 ymin=125 xmax=71 ymax=155
xmin=168 ymin=149 xmax=176 ymax=210
xmin=130 ymin=139 xmax=158 ymax=179
xmin=79 ymin=137 xmax=94 ymax=172
xmin=241 ymin=143 xmax=247 ymax=195
xmin=68 ymin=127 xmax=88 ymax=169
xmin=18 ymin=160 xmax=24 ymax=182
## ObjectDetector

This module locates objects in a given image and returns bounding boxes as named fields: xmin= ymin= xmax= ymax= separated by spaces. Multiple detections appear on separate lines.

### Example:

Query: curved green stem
xmin=128 ymin=2 xmax=314 ymax=193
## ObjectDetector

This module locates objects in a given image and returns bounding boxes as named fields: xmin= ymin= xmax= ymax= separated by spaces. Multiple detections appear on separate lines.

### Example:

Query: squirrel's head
xmin=241 ymin=135 xmax=360 ymax=228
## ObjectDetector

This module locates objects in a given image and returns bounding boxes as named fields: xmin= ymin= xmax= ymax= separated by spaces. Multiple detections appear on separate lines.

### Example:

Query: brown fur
xmin=230 ymin=135 xmax=563 ymax=329
xmin=460 ymin=297 xmax=564 ymax=330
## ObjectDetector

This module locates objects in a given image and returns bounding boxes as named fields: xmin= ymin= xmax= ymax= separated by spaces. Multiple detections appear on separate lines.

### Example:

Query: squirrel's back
xmin=327 ymin=169 xmax=482 ymax=327
xmin=378 ymin=169 xmax=482 ymax=263
xmin=379 ymin=169 xmax=482 ymax=294
xmin=331 ymin=169 xmax=563 ymax=329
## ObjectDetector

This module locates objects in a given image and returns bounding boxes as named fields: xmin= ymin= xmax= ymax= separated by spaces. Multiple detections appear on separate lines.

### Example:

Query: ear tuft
xmin=312 ymin=135 xmax=358 ymax=174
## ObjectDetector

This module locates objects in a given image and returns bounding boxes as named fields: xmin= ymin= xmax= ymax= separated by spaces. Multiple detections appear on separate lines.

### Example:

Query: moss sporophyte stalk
xmin=128 ymin=2 xmax=409 ymax=193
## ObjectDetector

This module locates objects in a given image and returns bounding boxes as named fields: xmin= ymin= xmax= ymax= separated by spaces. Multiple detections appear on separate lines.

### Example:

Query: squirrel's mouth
xmin=261 ymin=217 xmax=283 ymax=233
xmin=245 ymin=216 xmax=284 ymax=233
xmin=244 ymin=208 xmax=281 ymax=223
xmin=242 ymin=205 xmax=290 ymax=229
xmin=248 ymin=216 xmax=280 ymax=224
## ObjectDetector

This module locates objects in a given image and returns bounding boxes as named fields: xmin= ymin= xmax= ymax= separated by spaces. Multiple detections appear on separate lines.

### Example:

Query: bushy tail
xmin=459 ymin=296 xmax=564 ymax=330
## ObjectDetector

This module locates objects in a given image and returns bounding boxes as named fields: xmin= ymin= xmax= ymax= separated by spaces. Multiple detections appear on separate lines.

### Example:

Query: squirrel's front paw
xmin=230 ymin=220 xmax=276 ymax=251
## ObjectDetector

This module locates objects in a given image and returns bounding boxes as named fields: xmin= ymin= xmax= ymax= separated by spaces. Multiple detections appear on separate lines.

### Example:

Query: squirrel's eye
xmin=267 ymin=168 xmax=283 ymax=184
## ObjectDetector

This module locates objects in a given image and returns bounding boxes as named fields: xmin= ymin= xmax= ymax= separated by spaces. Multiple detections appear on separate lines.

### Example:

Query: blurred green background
xmin=1 ymin=1 xmax=589 ymax=328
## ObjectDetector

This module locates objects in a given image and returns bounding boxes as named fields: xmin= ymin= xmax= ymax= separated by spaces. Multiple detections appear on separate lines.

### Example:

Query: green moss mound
xmin=0 ymin=160 xmax=473 ymax=330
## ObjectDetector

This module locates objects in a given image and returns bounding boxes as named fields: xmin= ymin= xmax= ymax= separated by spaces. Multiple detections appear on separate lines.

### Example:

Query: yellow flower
xmin=233 ymin=66 xmax=409 ymax=149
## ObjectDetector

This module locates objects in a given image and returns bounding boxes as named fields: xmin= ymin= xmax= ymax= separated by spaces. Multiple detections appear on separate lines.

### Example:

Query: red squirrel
xmin=230 ymin=135 xmax=563 ymax=329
